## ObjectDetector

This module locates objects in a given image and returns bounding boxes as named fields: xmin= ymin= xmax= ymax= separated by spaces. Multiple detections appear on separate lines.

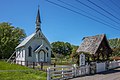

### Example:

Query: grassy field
xmin=0 ymin=61 xmax=46 ymax=80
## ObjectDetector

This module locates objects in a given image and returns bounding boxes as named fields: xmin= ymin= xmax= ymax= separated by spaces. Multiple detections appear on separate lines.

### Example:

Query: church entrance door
xmin=38 ymin=50 xmax=45 ymax=62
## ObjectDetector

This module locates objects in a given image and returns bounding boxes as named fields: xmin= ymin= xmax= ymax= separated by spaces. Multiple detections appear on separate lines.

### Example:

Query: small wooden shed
xmin=77 ymin=34 xmax=112 ymax=62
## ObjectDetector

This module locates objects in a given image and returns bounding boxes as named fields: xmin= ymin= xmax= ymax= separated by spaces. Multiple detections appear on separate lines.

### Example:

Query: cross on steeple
xmin=36 ymin=5 xmax=41 ymax=32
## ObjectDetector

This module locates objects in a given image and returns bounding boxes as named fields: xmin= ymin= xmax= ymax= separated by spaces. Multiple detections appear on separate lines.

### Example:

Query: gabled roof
xmin=34 ymin=44 xmax=48 ymax=53
xmin=77 ymin=34 xmax=105 ymax=54
xmin=16 ymin=33 xmax=36 ymax=49
xmin=16 ymin=31 xmax=51 ymax=49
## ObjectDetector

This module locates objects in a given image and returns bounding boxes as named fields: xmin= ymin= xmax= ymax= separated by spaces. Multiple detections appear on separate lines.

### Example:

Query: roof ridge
xmin=93 ymin=34 xmax=105 ymax=54
xmin=77 ymin=34 xmax=106 ymax=54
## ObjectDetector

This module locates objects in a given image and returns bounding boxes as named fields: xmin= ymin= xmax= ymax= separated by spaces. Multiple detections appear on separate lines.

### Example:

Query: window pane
xmin=28 ymin=46 xmax=32 ymax=57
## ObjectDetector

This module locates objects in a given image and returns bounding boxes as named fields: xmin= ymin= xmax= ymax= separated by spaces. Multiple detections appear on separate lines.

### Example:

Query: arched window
xmin=46 ymin=47 xmax=49 ymax=51
xmin=47 ymin=53 xmax=48 ymax=57
xmin=28 ymin=46 xmax=32 ymax=57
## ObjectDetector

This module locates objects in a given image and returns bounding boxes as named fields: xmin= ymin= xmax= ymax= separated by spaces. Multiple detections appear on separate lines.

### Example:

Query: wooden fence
xmin=47 ymin=60 xmax=120 ymax=80
xmin=108 ymin=60 xmax=120 ymax=69
xmin=8 ymin=60 xmax=120 ymax=80
xmin=75 ymin=65 xmax=90 ymax=77
xmin=11 ymin=60 xmax=56 ymax=71
xmin=47 ymin=64 xmax=90 ymax=80
xmin=47 ymin=66 xmax=74 ymax=80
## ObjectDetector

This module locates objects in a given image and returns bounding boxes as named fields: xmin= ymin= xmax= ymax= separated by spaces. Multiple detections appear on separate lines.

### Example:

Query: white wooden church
xmin=15 ymin=9 xmax=52 ymax=65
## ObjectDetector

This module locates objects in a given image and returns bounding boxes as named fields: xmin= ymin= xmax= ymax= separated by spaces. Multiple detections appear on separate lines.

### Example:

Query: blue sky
xmin=0 ymin=0 xmax=120 ymax=45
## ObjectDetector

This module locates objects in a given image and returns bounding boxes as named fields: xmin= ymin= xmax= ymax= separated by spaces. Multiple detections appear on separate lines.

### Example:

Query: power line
xmin=88 ymin=0 xmax=120 ymax=22
xmin=75 ymin=0 xmax=120 ymax=25
xmin=110 ymin=0 xmax=120 ymax=10
xmin=57 ymin=0 xmax=120 ymax=28
xmin=45 ymin=0 xmax=120 ymax=31
xmin=99 ymin=0 xmax=120 ymax=17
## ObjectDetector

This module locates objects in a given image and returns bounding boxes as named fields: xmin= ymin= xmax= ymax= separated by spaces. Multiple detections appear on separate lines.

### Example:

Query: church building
xmin=15 ymin=8 xmax=52 ymax=65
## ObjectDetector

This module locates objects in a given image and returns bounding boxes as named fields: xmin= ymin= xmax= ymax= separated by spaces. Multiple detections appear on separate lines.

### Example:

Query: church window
xmin=18 ymin=52 xmax=20 ymax=58
xmin=46 ymin=47 xmax=49 ymax=51
xmin=47 ymin=53 xmax=48 ymax=57
xmin=19 ymin=51 xmax=21 ymax=58
xmin=21 ymin=50 xmax=23 ymax=57
xmin=28 ymin=46 xmax=32 ymax=57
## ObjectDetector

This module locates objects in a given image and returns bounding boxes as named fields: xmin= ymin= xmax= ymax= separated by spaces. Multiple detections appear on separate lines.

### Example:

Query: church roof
xmin=16 ymin=31 xmax=51 ymax=49
xmin=76 ymin=34 xmax=105 ymax=54
xmin=34 ymin=44 xmax=44 ymax=52
xmin=16 ymin=33 xmax=36 ymax=49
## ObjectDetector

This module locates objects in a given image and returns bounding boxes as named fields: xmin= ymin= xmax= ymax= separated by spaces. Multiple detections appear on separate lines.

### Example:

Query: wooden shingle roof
xmin=77 ymin=34 xmax=105 ymax=54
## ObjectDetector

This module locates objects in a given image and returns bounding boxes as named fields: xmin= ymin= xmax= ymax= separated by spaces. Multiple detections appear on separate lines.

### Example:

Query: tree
xmin=0 ymin=22 xmax=26 ymax=59
xmin=108 ymin=38 xmax=120 ymax=57
xmin=70 ymin=45 xmax=79 ymax=58
xmin=51 ymin=41 xmax=73 ymax=56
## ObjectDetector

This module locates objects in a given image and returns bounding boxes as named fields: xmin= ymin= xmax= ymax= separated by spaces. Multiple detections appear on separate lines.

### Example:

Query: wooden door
xmin=38 ymin=50 xmax=45 ymax=62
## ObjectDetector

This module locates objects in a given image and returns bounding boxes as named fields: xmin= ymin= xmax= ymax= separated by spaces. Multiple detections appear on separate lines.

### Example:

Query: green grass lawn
xmin=0 ymin=61 xmax=46 ymax=80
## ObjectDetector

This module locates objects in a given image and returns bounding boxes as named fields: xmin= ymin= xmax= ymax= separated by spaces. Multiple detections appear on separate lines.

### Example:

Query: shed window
xmin=28 ymin=46 xmax=32 ymax=57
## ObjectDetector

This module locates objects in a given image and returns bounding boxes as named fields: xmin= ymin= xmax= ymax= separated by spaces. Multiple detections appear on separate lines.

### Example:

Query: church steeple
xmin=36 ymin=7 xmax=41 ymax=32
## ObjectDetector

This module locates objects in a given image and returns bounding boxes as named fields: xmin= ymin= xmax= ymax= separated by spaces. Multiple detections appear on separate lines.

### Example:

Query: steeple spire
xmin=36 ymin=6 xmax=41 ymax=32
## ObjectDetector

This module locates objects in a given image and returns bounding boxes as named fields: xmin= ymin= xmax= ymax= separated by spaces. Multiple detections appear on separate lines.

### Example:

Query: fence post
xmin=73 ymin=64 xmax=77 ymax=77
xmin=84 ymin=66 xmax=86 ymax=75
xmin=62 ymin=67 xmax=64 ymax=79
xmin=21 ymin=61 xmax=22 ymax=66
xmin=33 ymin=62 xmax=35 ymax=69
xmin=47 ymin=67 xmax=51 ymax=80
xmin=26 ymin=61 xmax=28 ymax=67
xmin=86 ymin=65 xmax=90 ymax=75
xmin=13 ymin=60 xmax=15 ymax=64
xmin=54 ymin=63 xmax=56 ymax=67
xmin=16 ymin=60 xmax=18 ymax=64
xmin=15 ymin=60 xmax=17 ymax=64
xmin=18 ymin=60 xmax=19 ymax=64
xmin=41 ymin=62 xmax=43 ymax=70
xmin=54 ymin=63 xmax=56 ymax=71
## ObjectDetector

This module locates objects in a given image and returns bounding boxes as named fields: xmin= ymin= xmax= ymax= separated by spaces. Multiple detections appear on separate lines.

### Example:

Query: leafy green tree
xmin=109 ymin=38 xmax=120 ymax=57
xmin=51 ymin=41 xmax=73 ymax=56
xmin=0 ymin=22 xmax=26 ymax=59
xmin=70 ymin=45 xmax=79 ymax=58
